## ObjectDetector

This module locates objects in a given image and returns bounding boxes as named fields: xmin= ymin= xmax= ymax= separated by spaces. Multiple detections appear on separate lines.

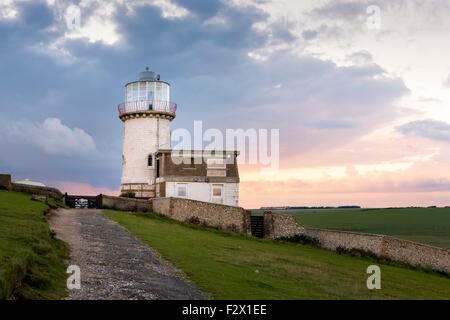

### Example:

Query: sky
xmin=1 ymin=0 xmax=450 ymax=208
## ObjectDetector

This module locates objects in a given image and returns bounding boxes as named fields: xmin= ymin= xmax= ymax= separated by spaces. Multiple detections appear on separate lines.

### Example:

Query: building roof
xmin=14 ymin=179 xmax=46 ymax=187
xmin=156 ymin=149 xmax=240 ymax=156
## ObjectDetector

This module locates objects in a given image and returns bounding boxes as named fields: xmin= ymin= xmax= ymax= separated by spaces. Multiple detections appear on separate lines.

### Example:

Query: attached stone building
xmin=154 ymin=150 xmax=240 ymax=206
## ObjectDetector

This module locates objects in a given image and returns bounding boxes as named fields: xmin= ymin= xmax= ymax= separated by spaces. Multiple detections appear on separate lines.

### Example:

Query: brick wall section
xmin=10 ymin=183 xmax=64 ymax=202
xmin=265 ymin=212 xmax=450 ymax=273
xmin=0 ymin=174 xmax=11 ymax=189
xmin=101 ymin=195 xmax=152 ymax=212
xmin=158 ymin=152 xmax=239 ymax=178
xmin=152 ymin=197 xmax=251 ymax=235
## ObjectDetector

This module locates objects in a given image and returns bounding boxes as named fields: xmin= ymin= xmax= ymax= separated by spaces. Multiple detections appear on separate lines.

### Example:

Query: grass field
xmin=252 ymin=208 xmax=450 ymax=249
xmin=103 ymin=209 xmax=450 ymax=300
xmin=0 ymin=190 xmax=69 ymax=299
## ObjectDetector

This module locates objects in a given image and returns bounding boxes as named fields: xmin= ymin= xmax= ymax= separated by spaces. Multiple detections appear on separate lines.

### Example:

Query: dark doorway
xmin=156 ymin=158 xmax=160 ymax=178
xmin=251 ymin=216 xmax=264 ymax=238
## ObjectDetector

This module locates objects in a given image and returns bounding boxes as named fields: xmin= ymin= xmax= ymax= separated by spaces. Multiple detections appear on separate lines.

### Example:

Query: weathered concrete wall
xmin=10 ymin=183 xmax=64 ymax=202
xmin=0 ymin=174 xmax=11 ymax=189
xmin=101 ymin=195 xmax=152 ymax=212
xmin=152 ymin=197 xmax=251 ymax=235
xmin=265 ymin=212 xmax=450 ymax=273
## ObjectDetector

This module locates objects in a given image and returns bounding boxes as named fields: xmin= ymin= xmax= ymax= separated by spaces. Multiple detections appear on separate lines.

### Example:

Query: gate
xmin=65 ymin=193 xmax=103 ymax=209
xmin=251 ymin=216 xmax=264 ymax=238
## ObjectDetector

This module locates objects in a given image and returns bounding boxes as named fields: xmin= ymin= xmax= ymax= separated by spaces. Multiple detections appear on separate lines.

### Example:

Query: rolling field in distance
xmin=252 ymin=208 xmax=450 ymax=249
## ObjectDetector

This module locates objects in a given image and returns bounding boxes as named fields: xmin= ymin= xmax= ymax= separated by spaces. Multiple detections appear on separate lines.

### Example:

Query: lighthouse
xmin=118 ymin=67 xmax=177 ymax=198
xmin=118 ymin=67 xmax=240 ymax=205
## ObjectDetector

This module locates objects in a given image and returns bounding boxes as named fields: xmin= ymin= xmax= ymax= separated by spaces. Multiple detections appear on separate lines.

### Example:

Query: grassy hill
xmin=252 ymin=208 xmax=450 ymax=249
xmin=103 ymin=209 xmax=450 ymax=300
xmin=0 ymin=190 xmax=69 ymax=299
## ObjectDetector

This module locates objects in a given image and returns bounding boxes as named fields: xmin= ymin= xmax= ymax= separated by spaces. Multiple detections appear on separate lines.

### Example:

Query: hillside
xmin=0 ymin=190 xmax=69 ymax=299
xmin=104 ymin=209 xmax=450 ymax=300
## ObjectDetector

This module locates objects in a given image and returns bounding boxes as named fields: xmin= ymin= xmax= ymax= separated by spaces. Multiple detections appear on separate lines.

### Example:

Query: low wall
xmin=0 ymin=174 xmax=11 ymax=189
xmin=101 ymin=195 xmax=152 ymax=212
xmin=153 ymin=197 xmax=251 ymax=235
xmin=265 ymin=212 xmax=450 ymax=273
xmin=10 ymin=183 xmax=64 ymax=202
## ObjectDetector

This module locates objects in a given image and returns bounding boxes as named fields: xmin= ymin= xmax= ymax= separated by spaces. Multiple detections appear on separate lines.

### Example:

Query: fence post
xmin=263 ymin=211 xmax=274 ymax=239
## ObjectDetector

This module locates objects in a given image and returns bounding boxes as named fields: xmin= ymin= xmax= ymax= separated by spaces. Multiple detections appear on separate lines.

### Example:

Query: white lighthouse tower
xmin=118 ymin=67 xmax=177 ymax=198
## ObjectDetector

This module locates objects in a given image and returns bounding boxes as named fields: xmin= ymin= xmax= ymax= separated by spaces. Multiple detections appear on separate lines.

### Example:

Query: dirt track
xmin=48 ymin=209 xmax=204 ymax=300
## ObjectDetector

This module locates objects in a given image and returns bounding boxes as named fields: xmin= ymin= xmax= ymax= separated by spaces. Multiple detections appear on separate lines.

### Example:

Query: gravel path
xmin=48 ymin=209 xmax=205 ymax=300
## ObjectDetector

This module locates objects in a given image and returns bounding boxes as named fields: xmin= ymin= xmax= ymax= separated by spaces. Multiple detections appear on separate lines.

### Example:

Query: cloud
xmin=398 ymin=120 xmax=450 ymax=142
xmin=443 ymin=74 xmax=450 ymax=88
xmin=301 ymin=29 xmax=318 ymax=40
xmin=4 ymin=117 xmax=97 ymax=156
xmin=312 ymin=1 xmax=367 ymax=20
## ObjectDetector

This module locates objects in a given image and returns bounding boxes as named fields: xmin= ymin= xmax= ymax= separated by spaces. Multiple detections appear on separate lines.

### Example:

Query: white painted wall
xmin=121 ymin=116 xmax=171 ymax=185
xmin=166 ymin=182 xmax=239 ymax=207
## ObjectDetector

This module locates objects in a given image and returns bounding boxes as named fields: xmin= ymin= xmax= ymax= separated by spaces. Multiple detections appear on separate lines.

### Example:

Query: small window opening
xmin=148 ymin=155 xmax=153 ymax=167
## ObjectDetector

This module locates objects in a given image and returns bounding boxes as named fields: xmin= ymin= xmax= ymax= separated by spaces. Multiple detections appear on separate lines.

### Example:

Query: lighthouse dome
xmin=139 ymin=67 xmax=158 ymax=81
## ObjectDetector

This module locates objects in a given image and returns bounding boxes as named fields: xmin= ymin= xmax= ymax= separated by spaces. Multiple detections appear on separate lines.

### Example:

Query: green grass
xmin=103 ymin=209 xmax=450 ymax=300
xmin=252 ymin=208 xmax=450 ymax=249
xmin=0 ymin=190 xmax=70 ymax=299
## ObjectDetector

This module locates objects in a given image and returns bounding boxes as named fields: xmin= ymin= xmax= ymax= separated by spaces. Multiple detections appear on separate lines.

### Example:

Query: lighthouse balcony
xmin=118 ymin=100 xmax=177 ymax=115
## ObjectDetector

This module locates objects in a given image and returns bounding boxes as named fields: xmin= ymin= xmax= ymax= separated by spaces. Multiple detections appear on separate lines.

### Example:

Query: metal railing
xmin=118 ymin=100 xmax=177 ymax=115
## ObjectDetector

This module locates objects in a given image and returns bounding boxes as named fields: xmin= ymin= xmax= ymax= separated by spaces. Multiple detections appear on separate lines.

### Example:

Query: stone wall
xmin=265 ymin=212 xmax=450 ymax=273
xmin=0 ymin=174 xmax=11 ymax=189
xmin=10 ymin=183 xmax=64 ymax=202
xmin=152 ymin=197 xmax=251 ymax=235
xmin=101 ymin=195 xmax=152 ymax=212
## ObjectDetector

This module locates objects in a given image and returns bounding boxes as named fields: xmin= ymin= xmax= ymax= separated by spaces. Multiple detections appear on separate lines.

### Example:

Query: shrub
xmin=120 ymin=191 xmax=136 ymax=198
xmin=187 ymin=216 xmax=201 ymax=225
xmin=277 ymin=234 xmax=321 ymax=247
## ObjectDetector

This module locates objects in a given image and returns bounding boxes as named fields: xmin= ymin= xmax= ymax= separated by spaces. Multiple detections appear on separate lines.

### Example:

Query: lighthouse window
xmin=126 ymin=86 xmax=132 ymax=102
xmin=147 ymin=155 xmax=153 ymax=167
xmin=132 ymin=83 xmax=139 ymax=101
xmin=139 ymin=82 xmax=147 ymax=101
xmin=156 ymin=83 xmax=162 ymax=100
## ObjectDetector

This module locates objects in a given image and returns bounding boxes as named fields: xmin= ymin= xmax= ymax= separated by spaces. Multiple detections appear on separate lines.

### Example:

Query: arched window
xmin=148 ymin=154 xmax=153 ymax=167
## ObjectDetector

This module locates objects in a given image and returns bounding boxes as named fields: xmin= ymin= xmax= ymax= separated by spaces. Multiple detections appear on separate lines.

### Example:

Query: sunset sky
xmin=1 ymin=0 xmax=450 ymax=208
